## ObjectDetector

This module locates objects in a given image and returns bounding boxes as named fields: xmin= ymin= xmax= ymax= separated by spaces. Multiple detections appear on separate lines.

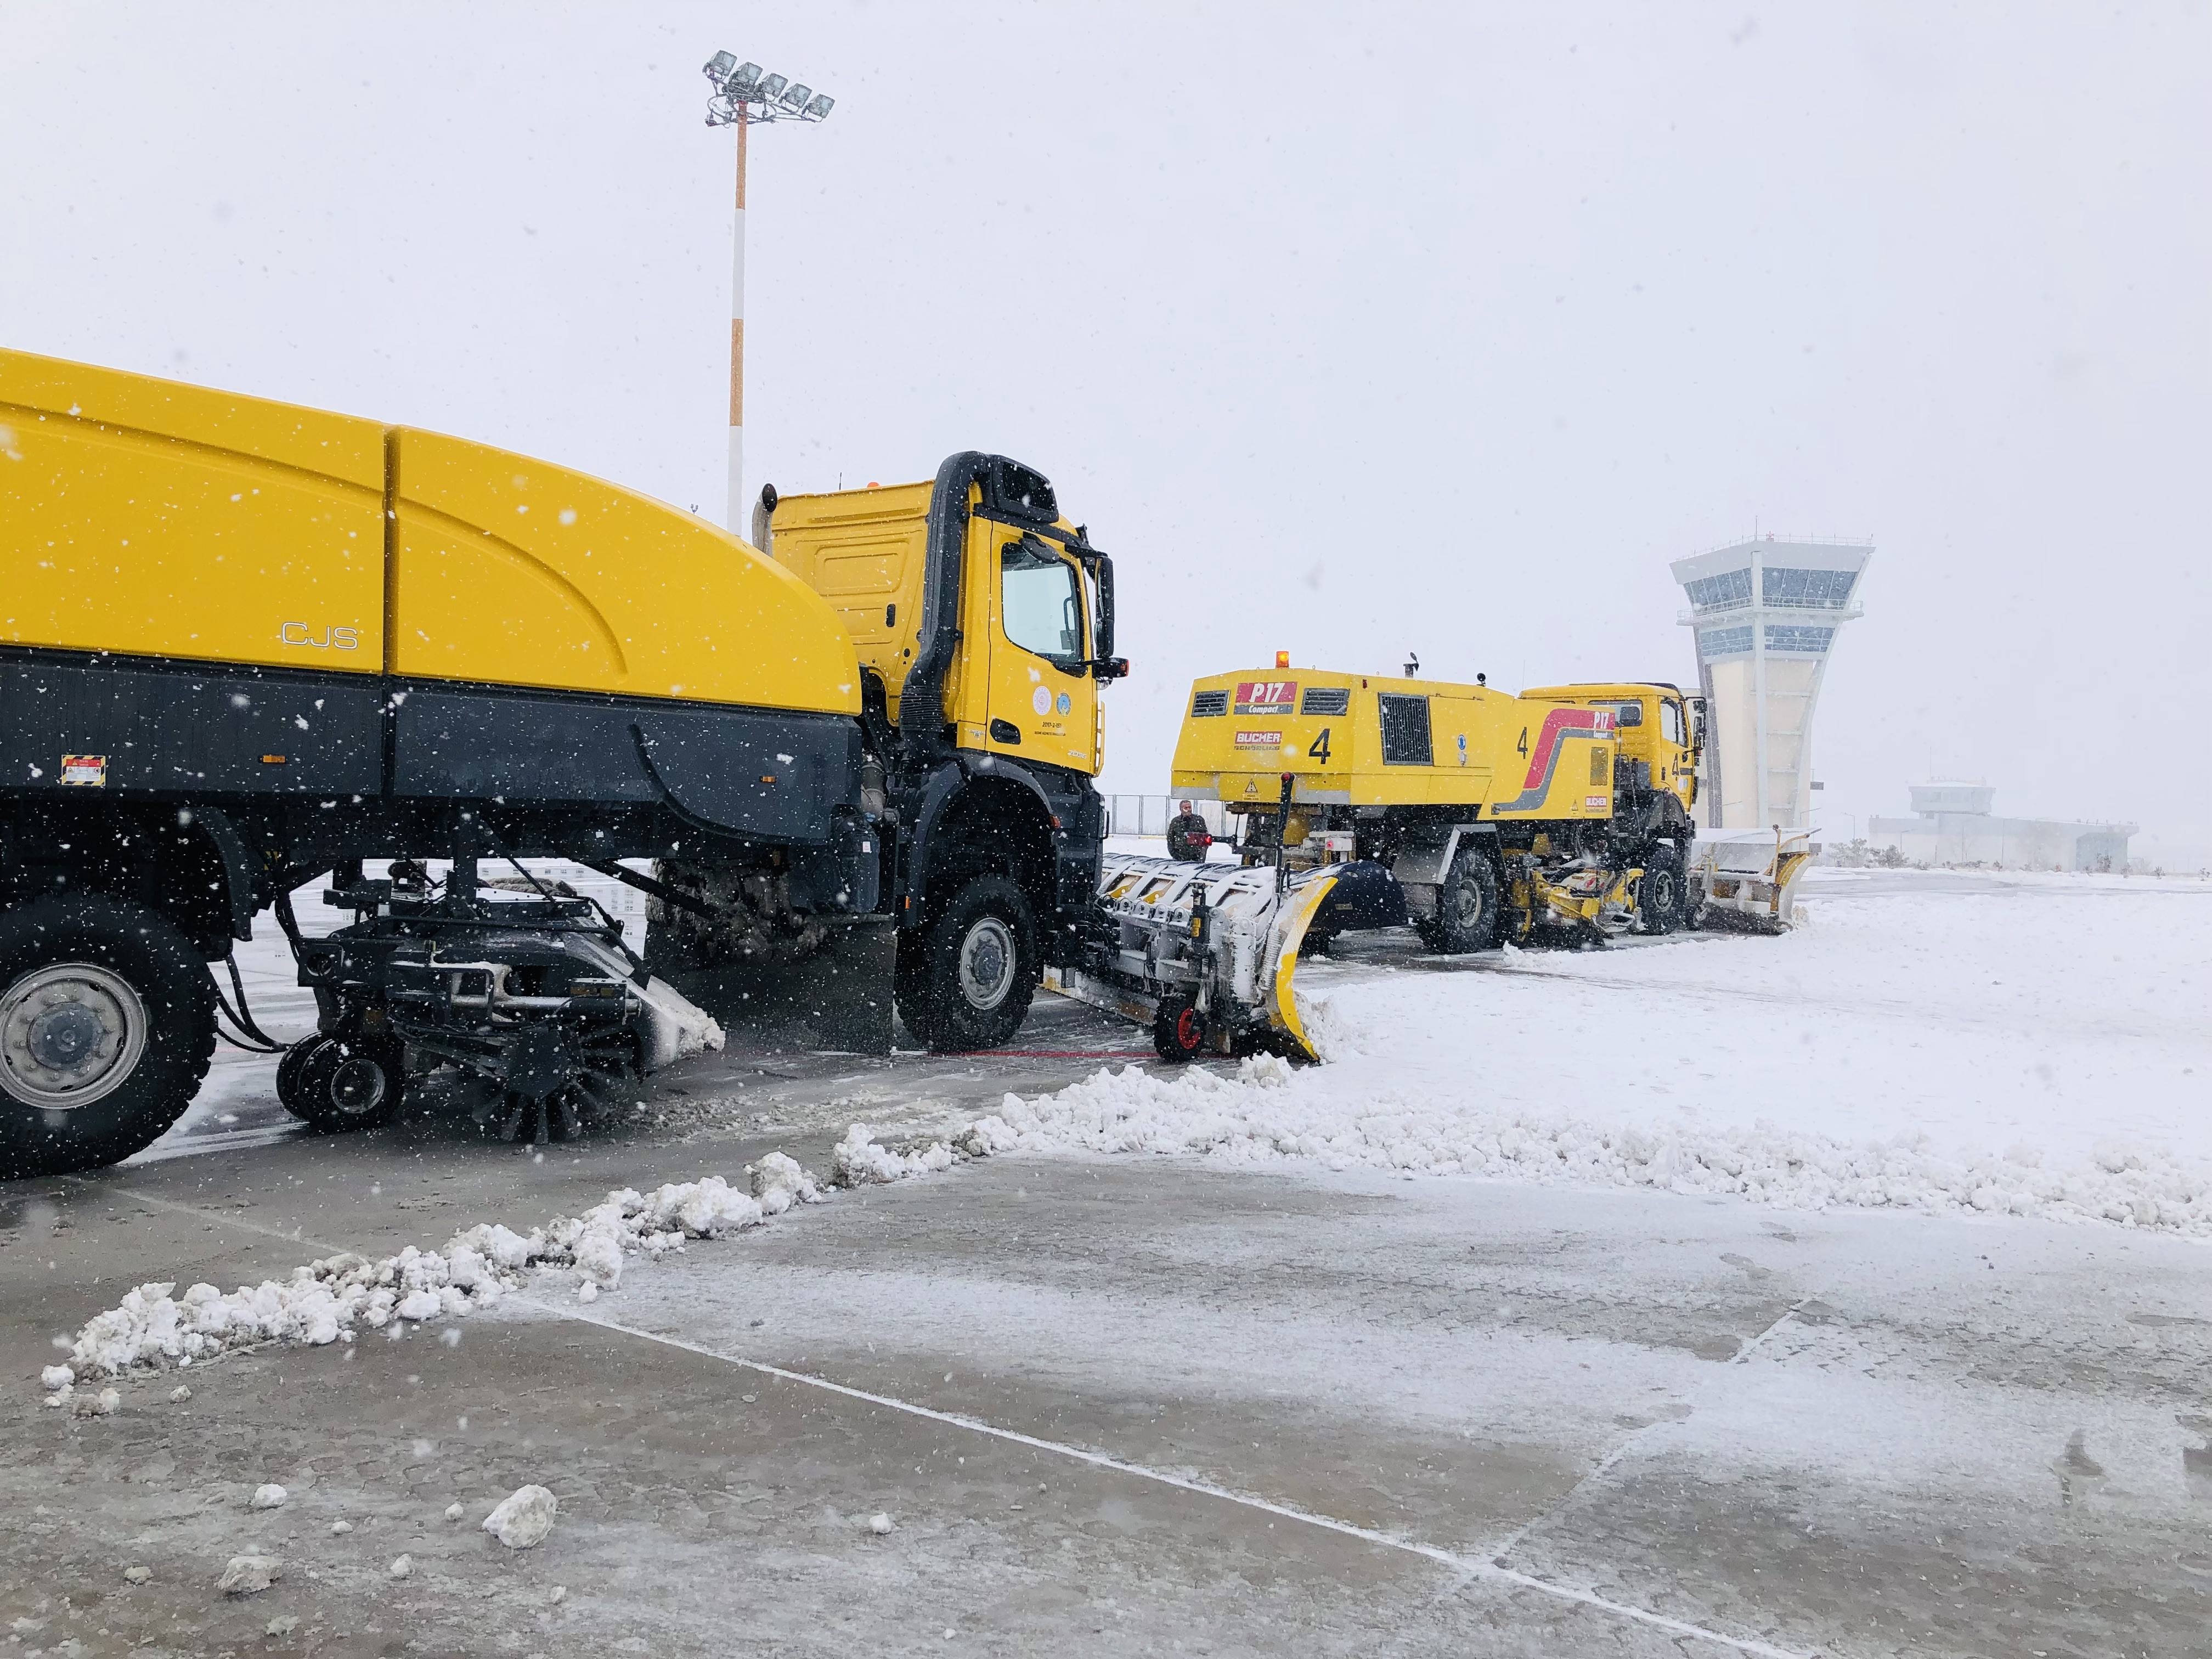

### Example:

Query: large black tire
xmin=278 ymin=1032 xmax=404 ymax=1132
xmin=1416 ymin=844 xmax=1503 ymax=954
xmin=274 ymin=1037 xmax=314 ymax=1109
xmin=1637 ymin=844 xmax=1688 ymax=935
xmin=894 ymin=875 xmax=1038 ymax=1052
xmin=0 ymin=896 xmax=217 ymax=1178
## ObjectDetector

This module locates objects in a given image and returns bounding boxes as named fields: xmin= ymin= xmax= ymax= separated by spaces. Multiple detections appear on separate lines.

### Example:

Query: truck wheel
xmin=274 ymin=1037 xmax=313 ymax=1107
xmin=1638 ymin=845 xmax=1688 ymax=935
xmin=1152 ymin=997 xmax=1207 ymax=1063
xmin=899 ymin=876 xmax=1037 ymax=1052
xmin=0 ymin=896 xmax=217 ymax=1178
xmin=280 ymin=1034 xmax=404 ymax=1132
xmin=1417 ymin=845 xmax=1502 ymax=954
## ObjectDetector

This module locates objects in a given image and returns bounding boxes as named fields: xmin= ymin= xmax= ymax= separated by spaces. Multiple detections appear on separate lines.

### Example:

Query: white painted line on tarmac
xmin=111 ymin=1186 xmax=1813 ymax=1658
xmin=1486 ymin=1297 xmax=1813 ymax=1568
xmin=533 ymin=1296 xmax=1816 ymax=1659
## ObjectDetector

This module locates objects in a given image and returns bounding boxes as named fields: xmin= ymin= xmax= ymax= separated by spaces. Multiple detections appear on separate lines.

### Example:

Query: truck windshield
xmin=1001 ymin=537 xmax=1085 ymax=667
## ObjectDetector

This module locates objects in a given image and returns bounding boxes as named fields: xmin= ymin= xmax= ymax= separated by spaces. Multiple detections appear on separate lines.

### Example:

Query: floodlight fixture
xmin=701 ymin=50 xmax=835 ymax=127
xmin=700 ymin=49 xmax=841 ymax=528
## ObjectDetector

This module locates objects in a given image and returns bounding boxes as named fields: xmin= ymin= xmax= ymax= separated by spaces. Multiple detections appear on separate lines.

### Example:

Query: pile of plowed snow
xmin=40 ymin=1126 xmax=1013 ymax=1404
xmin=974 ymin=876 xmax=2212 ymax=1238
xmin=44 ymin=1154 xmax=827 ymax=1401
xmin=974 ymin=1055 xmax=2212 ymax=1234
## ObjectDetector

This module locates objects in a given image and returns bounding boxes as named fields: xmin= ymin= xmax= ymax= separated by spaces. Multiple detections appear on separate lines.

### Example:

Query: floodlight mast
xmin=701 ymin=52 xmax=835 ymax=532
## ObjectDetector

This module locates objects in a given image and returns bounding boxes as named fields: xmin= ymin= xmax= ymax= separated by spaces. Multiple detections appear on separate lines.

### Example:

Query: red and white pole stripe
xmin=726 ymin=108 xmax=748 ymax=532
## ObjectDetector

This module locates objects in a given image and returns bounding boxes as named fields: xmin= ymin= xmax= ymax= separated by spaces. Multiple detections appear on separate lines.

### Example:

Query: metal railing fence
xmin=1103 ymin=795 xmax=1232 ymax=840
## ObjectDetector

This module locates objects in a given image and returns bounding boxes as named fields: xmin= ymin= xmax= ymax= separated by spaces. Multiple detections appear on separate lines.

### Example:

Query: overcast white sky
xmin=5 ymin=3 xmax=2208 ymax=861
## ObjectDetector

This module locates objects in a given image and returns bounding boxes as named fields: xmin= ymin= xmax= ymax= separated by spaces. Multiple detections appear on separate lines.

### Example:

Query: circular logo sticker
xmin=1031 ymin=685 xmax=1053 ymax=715
xmin=1056 ymin=692 xmax=1072 ymax=715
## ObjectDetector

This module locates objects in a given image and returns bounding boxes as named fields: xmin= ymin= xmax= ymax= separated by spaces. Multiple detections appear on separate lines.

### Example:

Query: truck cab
xmin=1517 ymin=682 xmax=1700 ymax=828
xmin=763 ymin=458 xmax=1118 ymax=775
xmin=742 ymin=455 xmax=1126 ymax=1048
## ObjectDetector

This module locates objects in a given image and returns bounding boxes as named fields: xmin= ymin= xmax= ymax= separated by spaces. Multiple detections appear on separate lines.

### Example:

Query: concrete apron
xmin=4 ymin=1108 xmax=2209 ymax=1656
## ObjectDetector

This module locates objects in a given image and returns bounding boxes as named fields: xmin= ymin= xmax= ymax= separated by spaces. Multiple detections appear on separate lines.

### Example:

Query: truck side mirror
xmin=1086 ymin=551 xmax=1121 ymax=678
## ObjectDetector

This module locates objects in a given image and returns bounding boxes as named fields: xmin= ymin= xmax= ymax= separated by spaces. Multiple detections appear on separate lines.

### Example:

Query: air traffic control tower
xmin=1671 ymin=537 xmax=1870 ymax=830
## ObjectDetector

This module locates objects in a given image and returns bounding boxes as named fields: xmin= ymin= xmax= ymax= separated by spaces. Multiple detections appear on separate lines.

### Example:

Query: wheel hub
xmin=325 ymin=1054 xmax=388 ymax=1117
xmin=958 ymin=917 xmax=1016 ymax=1011
xmin=27 ymin=1002 xmax=102 ymax=1069
xmin=1449 ymin=876 xmax=1479 ymax=920
xmin=0 ymin=963 xmax=148 ymax=1110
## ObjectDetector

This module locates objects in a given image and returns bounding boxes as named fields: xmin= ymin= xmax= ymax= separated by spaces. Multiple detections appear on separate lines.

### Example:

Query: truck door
xmin=985 ymin=532 xmax=1097 ymax=770
xmin=1661 ymin=696 xmax=1695 ymax=806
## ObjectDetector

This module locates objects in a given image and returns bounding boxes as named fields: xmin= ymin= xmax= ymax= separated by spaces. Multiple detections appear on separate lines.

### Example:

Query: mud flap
xmin=650 ymin=916 xmax=896 ymax=1055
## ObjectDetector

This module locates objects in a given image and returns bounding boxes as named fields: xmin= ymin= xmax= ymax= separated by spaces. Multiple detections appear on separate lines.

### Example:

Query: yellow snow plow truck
xmin=1043 ymin=662 xmax=1806 ymax=1068
xmin=0 ymin=347 xmax=1126 ymax=1175
xmin=1171 ymin=664 xmax=1707 ymax=951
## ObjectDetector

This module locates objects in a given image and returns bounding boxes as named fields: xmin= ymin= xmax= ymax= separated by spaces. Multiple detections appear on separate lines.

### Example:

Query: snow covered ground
xmin=19 ymin=868 xmax=2212 ymax=1657
xmin=983 ymin=868 xmax=2212 ymax=1235
xmin=147 ymin=861 xmax=2212 ymax=1240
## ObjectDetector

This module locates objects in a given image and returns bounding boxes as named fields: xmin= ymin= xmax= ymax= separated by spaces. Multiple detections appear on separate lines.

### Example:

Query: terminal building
xmin=1671 ymin=537 xmax=1871 ymax=830
xmin=1869 ymin=783 xmax=2136 ymax=871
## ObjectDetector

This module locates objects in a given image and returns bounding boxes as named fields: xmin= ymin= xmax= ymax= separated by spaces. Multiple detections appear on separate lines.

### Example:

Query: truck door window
xmin=1661 ymin=699 xmax=1685 ymax=746
xmin=1000 ymin=537 xmax=1084 ymax=668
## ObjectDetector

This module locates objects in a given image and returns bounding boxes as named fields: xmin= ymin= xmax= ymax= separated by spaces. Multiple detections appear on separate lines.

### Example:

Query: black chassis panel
xmin=0 ymin=647 xmax=381 ymax=795
xmin=0 ymin=647 xmax=875 ymax=917
xmin=391 ymin=680 xmax=862 ymax=846
xmin=1 ymin=648 xmax=862 ymax=838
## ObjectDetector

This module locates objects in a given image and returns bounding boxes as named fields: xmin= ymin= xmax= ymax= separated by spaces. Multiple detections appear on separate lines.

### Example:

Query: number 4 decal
xmin=1517 ymin=726 xmax=1529 ymax=758
xmin=1307 ymin=727 xmax=1332 ymax=762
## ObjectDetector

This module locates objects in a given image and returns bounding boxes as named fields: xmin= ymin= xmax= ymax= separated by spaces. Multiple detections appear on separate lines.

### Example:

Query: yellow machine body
xmin=1170 ymin=667 xmax=1618 ymax=822
xmin=0 ymin=347 xmax=857 ymax=718
xmin=1170 ymin=664 xmax=1710 ymax=950
xmin=1 ymin=350 xmax=388 ymax=673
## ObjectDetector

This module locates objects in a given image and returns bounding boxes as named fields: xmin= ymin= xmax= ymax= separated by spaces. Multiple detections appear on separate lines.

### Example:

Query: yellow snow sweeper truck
xmin=0 ymin=347 xmax=1127 ymax=1174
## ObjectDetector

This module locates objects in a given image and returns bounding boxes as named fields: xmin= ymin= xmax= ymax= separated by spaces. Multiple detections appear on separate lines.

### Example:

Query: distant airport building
xmin=1672 ymin=536 xmax=1871 ymax=829
xmin=1869 ymin=783 xmax=2136 ymax=871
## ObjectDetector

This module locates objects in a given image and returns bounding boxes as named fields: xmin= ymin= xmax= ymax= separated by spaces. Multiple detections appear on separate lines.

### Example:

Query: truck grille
xmin=1299 ymin=686 xmax=1350 ymax=716
xmin=1189 ymin=690 xmax=1229 ymax=717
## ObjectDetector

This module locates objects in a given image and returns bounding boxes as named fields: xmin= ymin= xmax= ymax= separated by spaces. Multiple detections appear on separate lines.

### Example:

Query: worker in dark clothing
xmin=1166 ymin=800 xmax=1211 ymax=862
